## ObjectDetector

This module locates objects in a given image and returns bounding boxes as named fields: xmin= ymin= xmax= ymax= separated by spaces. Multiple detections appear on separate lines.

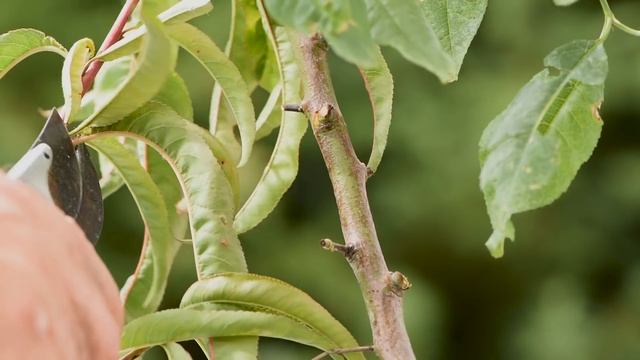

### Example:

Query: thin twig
xmin=81 ymin=0 xmax=140 ymax=94
xmin=283 ymin=104 xmax=304 ymax=112
xmin=311 ymin=345 xmax=375 ymax=360
xmin=320 ymin=238 xmax=356 ymax=259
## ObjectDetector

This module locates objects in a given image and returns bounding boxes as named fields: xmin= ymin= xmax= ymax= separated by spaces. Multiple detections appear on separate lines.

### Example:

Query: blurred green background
xmin=2 ymin=0 xmax=640 ymax=359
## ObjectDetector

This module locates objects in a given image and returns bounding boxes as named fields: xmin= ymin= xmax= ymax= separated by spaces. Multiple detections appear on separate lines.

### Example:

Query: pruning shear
xmin=6 ymin=109 xmax=104 ymax=245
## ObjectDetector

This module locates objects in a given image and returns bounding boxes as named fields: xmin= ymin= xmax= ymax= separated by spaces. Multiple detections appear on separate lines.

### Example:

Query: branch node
xmin=386 ymin=271 xmax=412 ymax=296
xmin=320 ymin=238 xmax=356 ymax=259
xmin=366 ymin=166 xmax=375 ymax=178
xmin=283 ymin=104 xmax=304 ymax=113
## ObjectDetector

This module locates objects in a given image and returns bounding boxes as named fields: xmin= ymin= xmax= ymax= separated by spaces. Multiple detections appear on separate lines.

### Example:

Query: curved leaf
xmin=191 ymin=125 xmax=241 ymax=206
xmin=364 ymin=0 xmax=455 ymax=82
xmin=169 ymin=23 xmax=256 ymax=166
xmin=99 ymin=0 xmax=213 ymax=61
xmin=99 ymin=151 xmax=125 ymax=199
xmin=104 ymin=102 xmax=248 ymax=276
xmin=70 ymin=8 xmax=178 ymax=132
xmin=120 ymin=309 xmax=345 ymax=358
xmin=224 ymin=0 xmax=269 ymax=90
xmin=359 ymin=48 xmax=393 ymax=174
xmin=479 ymin=40 xmax=608 ymax=257
xmin=180 ymin=272 xmax=363 ymax=358
xmin=155 ymin=72 xmax=194 ymax=120
xmin=88 ymin=138 xmax=176 ymax=321
xmin=422 ymin=0 xmax=488 ymax=76
xmin=265 ymin=0 xmax=377 ymax=67
xmin=62 ymin=38 xmax=95 ymax=123
xmin=161 ymin=343 xmax=192 ymax=360
xmin=0 ymin=29 xmax=66 ymax=79
xmin=554 ymin=0 xmax=579 ymax=6
xmin=234 ymin=11 xmax=307 ymax=234
xmin=255 ymin=82 xmax=282 ymax=140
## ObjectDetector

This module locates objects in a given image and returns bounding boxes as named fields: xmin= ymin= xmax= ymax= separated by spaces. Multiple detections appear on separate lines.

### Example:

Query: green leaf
xmin=209 ymin=93 xmax=243 ymax=166
xmin=255 ymin=82 xmax=282 ymax=140
xmin=88 ymin=138 xmax=177 ymax=321
xmin=169 ymin=23 xmax=256 ymax=167
xmin=161 ymin=343 xmax=192 ymax=360
xmin=122 ymin=138 xmax=189 ymax=322
xmin=422 ymin=0 xmax=488 ymax=75
xmin=99 ymin=0 xmax=213 ymax=61
xmin=180 ymin=272 xmax=363 ymax=359
xmin=99 ymin=151 xmax=125 ymax=199
xmin=61 ymin=38 xmax=95 ymax=123
xmin=191 ymin=124 xmax=241 ymax=207
xmin=120 ymin=309 xmax=351 ymax=358
xmin=264 ymin=0 xmax=378 ymax=67
xmin=359 ymin=47 xmax=393 ymax=174
xmin=107 ymin=102 xmax=248 ymax=276
xmin=97 ymin=137 xmax=138 ymax=200
xmin=479 ymin=40 xmax=607 ymax=258
xmin=234 ymin=13 xmax=308 ymax=234
xmin=364 ymin=0 xmax=455 ymax=82
xmin=225 ymin=0 xmax=269 ymax=90
xmin=195 ymin=337 xmax=258 ymax=360
xmin=155 ymin=72 xmax=194 ymax=121
xmin=70 ymin=7 xmax=178 ymax=132
xmin=554 ymin=0 xmax=579 ymax=6
xmin=0 ymin=29 xmax=67 ymax=79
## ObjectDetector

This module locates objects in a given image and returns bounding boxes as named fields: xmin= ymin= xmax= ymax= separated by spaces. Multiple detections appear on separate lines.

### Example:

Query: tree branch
xmin=295 ymin=33 xmax=416 ymax=360
xmin=81 ymin=0 xmax=140 ymax=95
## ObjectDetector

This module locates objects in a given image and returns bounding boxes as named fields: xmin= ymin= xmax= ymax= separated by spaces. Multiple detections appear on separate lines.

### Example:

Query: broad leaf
xmin=364 ymin=0 xmax=455 ymax=82
xmin=119 ymin=309 xmax=355 ymax=359
xmin=99 ymin=0 xmax=213 ymax=61
xmin=0 ymin=29 xmax=66 ymax=79
xmin=422 ymin=0 xmax=488 ymax=75
xmin=61 ymin=38 xmax=95 ymax=123
xmin=479 ymin=40 xmax=607 ymax=257
xmin=70 ymin=6 xmax=178 ymax=132
xmin=264 ymin=0 xmax=378 ymax=67
xmin=169 ymin=23 xmax=256 ymax=167
xmin=180 ymin=272 xmax=363 ymax=358
xmin=107 ymin=102 xmax=248 ymax=276
xmin=89 ymin=138 xmax=176 ymax=321
xmin=234 ymin=10 xmax=307 ymax=234
xmin=359 ymin=47 xmax=393 ymax=174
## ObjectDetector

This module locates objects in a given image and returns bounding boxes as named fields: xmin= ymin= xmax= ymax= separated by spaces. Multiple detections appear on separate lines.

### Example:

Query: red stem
xmin=81 ymin=0 xmax=140 ymax=95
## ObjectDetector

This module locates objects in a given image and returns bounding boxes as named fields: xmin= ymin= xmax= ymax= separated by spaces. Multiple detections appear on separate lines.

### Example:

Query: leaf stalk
xmin=598 ymin=0 xmax=640 ymax=39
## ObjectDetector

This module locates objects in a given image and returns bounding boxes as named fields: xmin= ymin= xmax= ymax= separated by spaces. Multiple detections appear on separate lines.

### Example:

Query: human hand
xmin=0 ymin=173 xmax=122 ymax=359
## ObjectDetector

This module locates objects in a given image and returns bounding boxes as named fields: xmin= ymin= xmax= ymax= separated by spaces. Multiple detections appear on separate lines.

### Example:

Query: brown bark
xmin=296 ymin=34 xmax=416 ymax=360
